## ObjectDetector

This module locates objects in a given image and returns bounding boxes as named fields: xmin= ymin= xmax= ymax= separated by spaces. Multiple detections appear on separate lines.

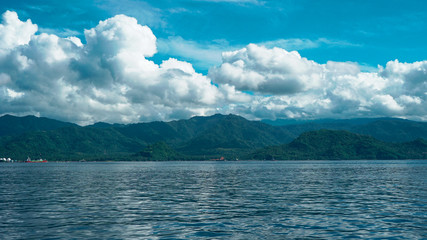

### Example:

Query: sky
xmin=0 ymin=0 xmax=426 ymax=125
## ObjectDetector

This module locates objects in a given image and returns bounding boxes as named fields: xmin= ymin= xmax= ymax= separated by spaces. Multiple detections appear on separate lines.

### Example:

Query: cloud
xmin=210 ymin=44 xmax=427 ymax=120
xmin=0 ymin=11 xmax=38 ymax=54
xmin=260 ymin=38 xmax=360 ymax=51
xmin=0 ymin=11 xmax=234 ymax=124
xmin=157 ymin=36 xmax=231 ymax=72
xmin=209 ymin=44 xmax=324 ymax=94
xmin=0 ymin=11 xmax=426 ymax=124
xmin=84 ymin=14 xmax=157 ymax=58
xmin=158 ymin=37 xmax=360 ymax=73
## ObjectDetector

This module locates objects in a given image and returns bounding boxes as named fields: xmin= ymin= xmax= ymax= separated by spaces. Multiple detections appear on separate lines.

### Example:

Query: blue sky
xmin=2 ymin=0 xmax=426 ymax=72
xmin=0 ymin=0 xmax=426 ymax=124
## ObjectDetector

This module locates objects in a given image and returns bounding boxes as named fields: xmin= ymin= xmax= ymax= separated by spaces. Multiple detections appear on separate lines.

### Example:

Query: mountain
xmin=248 ymin=130 xmax=427 ymax=160
xmin=268 ymin=118 xmax=427 ymax=143
xmin=262 ymin=118 xmax=380 ymax=126
xmin=0 ymin=114 xmax=77 ymax=137
xmin=350 ymin=118 xmax=427 ymax=142
xmin=91 ymin=114 xmax=234 ymax=147
xmin=0 ymin=126 xmax=144 ymax=161
xmin=1 ymin=114 xmax=292 ymax=160
xmin=134 ymin=142 xmax=184 ymax=161
xmin=86 ymin=122 xmax=125 ymax=129
xmin=177 ymin=114 xmax=293 ymax=158
xmin=0 ymin=114 xmax=426 ymax=161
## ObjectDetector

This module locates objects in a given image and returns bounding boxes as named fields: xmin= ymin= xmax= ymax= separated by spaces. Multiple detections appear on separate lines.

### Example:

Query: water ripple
xmin=0 ymin=160 xmax=426 ymax=239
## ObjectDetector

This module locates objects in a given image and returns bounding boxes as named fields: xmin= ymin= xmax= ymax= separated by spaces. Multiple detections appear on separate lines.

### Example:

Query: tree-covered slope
xmin=177 ymin=114 xmax=293 ymax=157
xmin=134 ymin=142 xmax=185 ymax=161
xmin=1 ymin=114 xmax=426 ymax=161
xmin=0 ymin=127 xmax=145 ymax=160
xmin=0 ymin=114 xmax=77 ymax=137
xmin=93 ymin=114 xmax=244 ymax=147
xmin=350 ymin=119 xmax=427 ymax=142
xmin=248 ymin=130 xmax=427 ymax=160
xmin=271 ymin=118 xmax=427 ymax=143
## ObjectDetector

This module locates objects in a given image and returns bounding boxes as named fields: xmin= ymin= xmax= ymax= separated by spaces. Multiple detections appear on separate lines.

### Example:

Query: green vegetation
xmin=248 ymin=130 xmax=427 ymax=160
xmin=0 ymin=126 xmax=145 ymax=161
xmin=0 ymin=114 xmax=426 ymax=161
xmin=0 ymin=114 xmax=76 ymax=137
xmin=177 ymin=114 xmax=293 ymax=158
xmin=268 ymin=118 xmax=427 ymax=143
xmin=134 ymin=142 xmax=184 ymax=161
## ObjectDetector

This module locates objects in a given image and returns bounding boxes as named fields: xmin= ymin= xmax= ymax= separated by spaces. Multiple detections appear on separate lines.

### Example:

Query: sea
xmin=0 ymin=160 xmax=426 ymax=239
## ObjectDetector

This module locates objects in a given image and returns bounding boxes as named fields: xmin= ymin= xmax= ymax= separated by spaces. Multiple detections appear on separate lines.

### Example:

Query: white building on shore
xmin=0 ymin=157 xmax=13 ymax=162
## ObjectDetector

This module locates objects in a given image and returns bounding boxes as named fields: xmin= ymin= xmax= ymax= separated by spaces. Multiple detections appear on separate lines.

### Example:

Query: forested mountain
xmin=268 ymin=118 xmax=427 ymax=143
xmin=177 ymin=114 xmax=293 ymax=157
xmin=0 ymin=114 xmax=77 ymax=137
xmin=248 ymin=130 xmax=427 ymax=160
xmin=0 ymin=126 xmax=144 ymax=161
xmin=0 ymin=114 xmax=426 ymax=161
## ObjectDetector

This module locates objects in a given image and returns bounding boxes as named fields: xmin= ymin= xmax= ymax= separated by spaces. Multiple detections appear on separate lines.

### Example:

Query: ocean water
xmin=0 ymin=160 xmax=426 ymax=239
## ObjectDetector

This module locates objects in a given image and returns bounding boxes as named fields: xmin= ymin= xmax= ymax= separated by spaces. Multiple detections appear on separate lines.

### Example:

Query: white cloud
xmin=0 ymin=11 xmax=37 ymax=54
xmin=209 ymin=44 xmax=324 ymax=94
xmin=0 ymin=11 xmax=426 ymax=124
xmin=210 ymin=44 xmax=427 ymax=120
xmin=370 ymin=94 xmax=404 ymax=113
xmin=5 ymin=88 xmax=24 ymax=99
xmin=260 ymin=38 xmax=359 ymax=51
xmin=85 ymin=14 xmax=157 ymax=58
xmin=0 ymin=11 xmax=231 ymax=125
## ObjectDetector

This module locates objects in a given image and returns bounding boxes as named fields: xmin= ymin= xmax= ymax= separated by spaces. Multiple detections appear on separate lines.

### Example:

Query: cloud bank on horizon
xmin=0 ymin=10 xmax=426 ymax=124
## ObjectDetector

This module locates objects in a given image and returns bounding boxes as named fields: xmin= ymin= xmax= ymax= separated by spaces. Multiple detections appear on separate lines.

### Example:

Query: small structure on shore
xmin=0 ymin=157 xmax=14 ymax=162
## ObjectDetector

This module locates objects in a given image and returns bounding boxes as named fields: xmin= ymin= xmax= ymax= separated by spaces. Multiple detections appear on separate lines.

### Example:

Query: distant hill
xmin=134 ymin=142 xmax=184 ymax=161
xmin=248 ymin=130 xmax=427 ymax=160
xmin=262 ymin=118 xmax=381 ymax=126
xmin=350 ymin=118 xmax=427 ymax=142
xmin=0 ymin=114 xmax=426 ymax=161
xmin=177 ymin=114 xmax=293 ymax=158
xmin=86 ymin=122 xmax=125 ymax=129
xmin=0 ymin=126 xmax=144 ymax=161
xmin=267 ymin=118 xmax=427 ymax=143
xmin=0 ymin=114 xmax=77 ymax=137
xmin=2 ymin=114 xmax=290 ymax=160
xmin=86 ymin=114 xmax=294 ymax=158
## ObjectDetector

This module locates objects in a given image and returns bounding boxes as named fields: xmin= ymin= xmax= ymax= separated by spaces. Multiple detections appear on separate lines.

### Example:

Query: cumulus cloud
xmin=0 ymin=11 xmax=38 ymax=54
xmin=209 ymin=44 xmax=325 ymax=94
xmin=0 ymin=11 xmax=237 ymax=124
xmin=0 ymin=10 xmax=426 ymax=124
xmin=210 ymin=44 xmax=427 ymax=120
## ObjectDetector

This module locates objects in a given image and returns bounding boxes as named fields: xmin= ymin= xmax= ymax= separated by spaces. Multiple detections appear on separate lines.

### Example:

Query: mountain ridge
xmin=0 ymin=114 xmax=426 ymax=161
xmin=248 ymin=130 xmax=427 ymax=160
xmin=0 ymin=114 xmax=77 ymax=137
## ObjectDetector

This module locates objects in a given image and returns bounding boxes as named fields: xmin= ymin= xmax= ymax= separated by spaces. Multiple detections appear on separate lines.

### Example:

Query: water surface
xmin=1 ymin=160 xmax=426 ymax=239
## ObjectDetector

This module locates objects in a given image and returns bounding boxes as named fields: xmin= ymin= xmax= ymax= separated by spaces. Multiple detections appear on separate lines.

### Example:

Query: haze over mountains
xmin=0 ymin=114 xmax=426 ymax=161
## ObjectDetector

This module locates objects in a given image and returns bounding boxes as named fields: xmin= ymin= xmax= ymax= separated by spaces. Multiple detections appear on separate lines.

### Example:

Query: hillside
xmin=248 ymin=130 xmax=427 ymax=160
xmin=0 ymin=114 xmax=426 ymax=161
xmin=0 ymin=114 xmax=77 ymax=137
xmin=0 ymin=114 xmax=293 ymax=160
xmin=134 ymin=142 xmax=185 ymax=161
xmin=268 ymin=118 xmax=427 ymax=143
xmin=178 ymin=114 xmax=293 ymax=158
xmin=0 ymin=127 xmax=144 ymax=161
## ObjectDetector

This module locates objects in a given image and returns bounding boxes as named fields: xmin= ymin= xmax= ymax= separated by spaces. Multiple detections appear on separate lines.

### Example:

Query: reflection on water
xmin=0 ymin=160 xmax=426 ymax=239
